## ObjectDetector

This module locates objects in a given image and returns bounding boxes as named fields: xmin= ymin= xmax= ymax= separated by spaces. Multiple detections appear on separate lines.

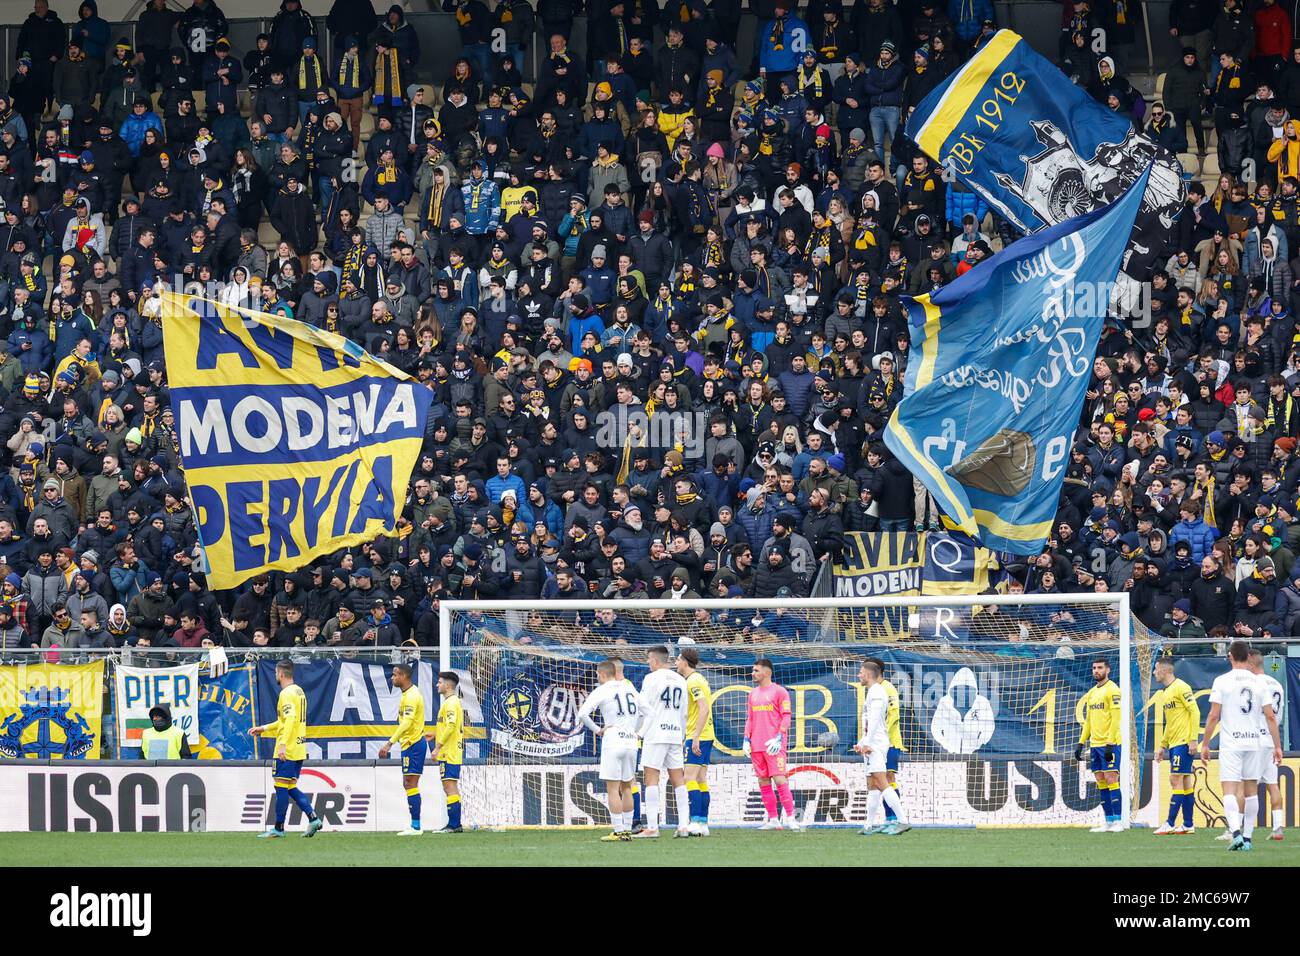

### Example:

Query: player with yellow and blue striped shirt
xmin=1073 ymin=657 xmax=1124 ymax=833
xmin=378 ymin=662 xmax=427 ymax=836
xmin=251 ymin=660 xmax=323 ymax=839
xmin=426 ymin=671 xmax=465 ymax=833
xmin=1151 ymin=657 xmax=1200 ymax=835
xmin=676 ymin=647 xmax=714 ymax=836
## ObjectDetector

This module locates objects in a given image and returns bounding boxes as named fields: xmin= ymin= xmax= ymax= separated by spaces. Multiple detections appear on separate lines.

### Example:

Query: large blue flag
xmin=884 ymin=167 xmax=1149 ymax=555
xmin=905 ymin=30 xmax=1183 ymax=309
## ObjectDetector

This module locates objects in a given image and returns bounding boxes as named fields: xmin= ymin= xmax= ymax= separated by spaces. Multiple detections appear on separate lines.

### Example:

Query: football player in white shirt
xmin=1250 ymin=649 xmax=1286 ymax=841
xmin=575 ymin=659 xmax=642 ymax=842
xmin=855 ymin=660 xmax=907 ymax=836
xmin=1201 ymin=642 xmax=1283 ymax=851
xmin=633 ymin=645 xmax=692 ymax=838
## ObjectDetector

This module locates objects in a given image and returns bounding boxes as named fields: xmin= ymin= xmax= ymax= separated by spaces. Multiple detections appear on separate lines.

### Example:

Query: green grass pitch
xmin=5 ymin=828 xmax=1299 ymax=867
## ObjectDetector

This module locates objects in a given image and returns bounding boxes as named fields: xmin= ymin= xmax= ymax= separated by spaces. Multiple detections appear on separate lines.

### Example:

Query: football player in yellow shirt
xmin=1073 ymin=657 xmax=1124 ymax=833
xmin=1151 ymin=657 xmax=1200 ymax=835
xmin=426 ymin=671 xmax=465 ymax=833
xmin=379 ymin=662 xmax=427 ymax=836
xmin=869 ymin=656 xmax=911 ymax=834
xmin=676 ymin=647 xmax=714 ymax=837
xmin=251 ymin=660 xmax=324 ymax=838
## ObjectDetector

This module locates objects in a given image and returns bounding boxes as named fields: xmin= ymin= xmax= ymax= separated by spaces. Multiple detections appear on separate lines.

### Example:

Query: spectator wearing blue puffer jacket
xmin=1167 ymin=501 xmax=1219 ymax=563
xmin=948 ymin=0 xmax=994 ymax=46
xmin=119 ymin=98 xmax=164 ymax=158
xmin=756 ymin=1 xmax=810 ymax=77
xmin=945 ymin=184 xmax=988 ymax=242
xmin=737 ymin=484 xmax=777 ymax=554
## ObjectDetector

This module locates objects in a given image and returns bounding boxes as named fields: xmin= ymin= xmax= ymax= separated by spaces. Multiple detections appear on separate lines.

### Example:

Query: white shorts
xmin=640 ymin=740 xmax=684 ymax=772
xmin=599 ymin=739 xmax=638 ymax=782
xmin=863 ymin=745 xmax=888 ymax=775
xmin=1258 ymin=750 xmax=1279 ymax=786
xmin=1219 ymin=748 xmax=1266 ymax=783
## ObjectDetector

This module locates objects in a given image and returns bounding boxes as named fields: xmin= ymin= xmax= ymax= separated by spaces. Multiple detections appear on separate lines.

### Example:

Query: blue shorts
xmin=886 ymin=747 xmax=901 ymax=772
xmin=685 ymin=740 xmax=714 ymax=766
xmin=1167 ymin=744 xmax=1192 ymax=775
xmin=440 ymin=761 xmax=462 ymax=781
xmin=273 ymin=758 xmax=303 ymax=781
xmin=1089 ymin=745 xmax=1121 ymax=773
xmin=402 ymin=740 xmax=427 ymax=776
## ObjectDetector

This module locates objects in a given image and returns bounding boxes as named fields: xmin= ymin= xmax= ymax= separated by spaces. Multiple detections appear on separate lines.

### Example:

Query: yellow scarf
xmin=339 ymin=51 xmax=359 ymax=90
xmin=426 ymin=180 xmax=446 ymax=227
xmin=798 ymin=63 xmax=823 ymax=100
xmin=298 ymin=53 xmax=323 ymax=92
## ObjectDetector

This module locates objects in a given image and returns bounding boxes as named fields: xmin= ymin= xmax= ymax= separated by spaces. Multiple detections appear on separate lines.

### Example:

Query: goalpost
xmin=437 ymin=595 xmax=1155 ymax=829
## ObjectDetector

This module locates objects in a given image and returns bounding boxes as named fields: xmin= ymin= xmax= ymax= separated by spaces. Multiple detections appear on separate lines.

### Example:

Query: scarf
xmin=797 ymin=63 xmax=823 ymax=101
xmin=21 ymin=480 xmax=35 ymax=514
xmin=377 ymin=161 xmax=398 ymax=186
xmin=466 ymin=177 xmax=489 ymax=211
xmin=338 ymin=51 xmax=360 ymax=90
xmin=373 ymin=47 xmax=402 ymax=100
xmin=298 ymin=53 xmax=323 ymax=92
xmin=703 ymin=240 xmax=723 ymax=269
xmin=769 ymin=16 xmax=786 ymax=51
xmin=424 ymin=179 xmax=446 ymax=228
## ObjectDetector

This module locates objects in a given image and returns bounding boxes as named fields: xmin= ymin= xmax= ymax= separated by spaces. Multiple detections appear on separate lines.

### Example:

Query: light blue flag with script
xmin=883 ymin=167 xmax=1150 ymax=555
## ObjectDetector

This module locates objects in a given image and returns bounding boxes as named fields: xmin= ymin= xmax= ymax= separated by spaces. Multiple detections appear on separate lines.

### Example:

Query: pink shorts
xmin=750 ymin=750 xmax=788 ymax=779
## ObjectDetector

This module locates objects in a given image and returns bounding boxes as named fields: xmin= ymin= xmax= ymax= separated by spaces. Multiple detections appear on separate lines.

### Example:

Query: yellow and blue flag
xmin=161 ymin=292 xmax=432 ymax=589
xmin=906 ymin=30 xmax=1183 ymax=251
xmin=883 ymin=168 xmax=1149 ymax=555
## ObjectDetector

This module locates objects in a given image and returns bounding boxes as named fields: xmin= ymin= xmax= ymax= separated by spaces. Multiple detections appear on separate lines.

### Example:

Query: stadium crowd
xmin=0 ymin=0 xmax=1297 ymax=654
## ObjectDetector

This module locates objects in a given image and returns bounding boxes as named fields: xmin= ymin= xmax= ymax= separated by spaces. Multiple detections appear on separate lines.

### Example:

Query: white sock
xmin=866 ymin=789 xmax=883 ymax=828
xmin=1243 ymin=796 xmax=1258 ymax=840
xmin=612 ymin=811 xmax=624 ymax=831
xmin=674 ymin=786 xmax=690 ymax=828
xmin=1224 ymin=795 xmax=1242 ymax=835
xmin=882 ymin=786 xmax=907 ymax=824
xmin=645 ymin=785 xmax=660 ymax=830
xmin=1273 ymin=809 xmax=1284 ymax=830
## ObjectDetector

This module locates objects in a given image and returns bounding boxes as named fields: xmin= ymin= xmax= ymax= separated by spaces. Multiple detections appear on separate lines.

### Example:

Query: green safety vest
xmin=140 ymin=724 xmax=184 ymax=759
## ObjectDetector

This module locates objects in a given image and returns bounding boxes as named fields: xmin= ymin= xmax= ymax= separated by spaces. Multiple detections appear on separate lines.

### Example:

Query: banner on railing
xmin=471 ymin=644 xmax=1128 ymax=760
xmin=253 ymin=657 xmax=484 ymax=760
xmin=114 ymin=663 xmax=200 ymax=756
xmin=0 ymin=662 xmax=105 ymax=760
xmin=823 ymin=532 xmax=999 ymax=638
xmin=196 ymin=664 xmax=258 ymax=760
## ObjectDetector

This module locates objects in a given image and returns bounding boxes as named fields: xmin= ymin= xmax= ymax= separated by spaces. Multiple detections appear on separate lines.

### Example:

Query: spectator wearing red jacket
xmin=1253 ymin=0 xmax=1291 ymax=80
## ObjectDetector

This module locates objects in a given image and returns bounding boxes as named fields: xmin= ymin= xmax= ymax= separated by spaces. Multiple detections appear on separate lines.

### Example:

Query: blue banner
xmin=884 ymin=170 xmax=1148 ymax=555
xmin=906 ymin=30 xmax=1184 ymax=243
xmin=472 ymin=645 xmax=1135 ymax=759
xmin=253 ymin=657 xmax=448 ymax=760
xmin=196 ymin=664 xmax=257 ymax=760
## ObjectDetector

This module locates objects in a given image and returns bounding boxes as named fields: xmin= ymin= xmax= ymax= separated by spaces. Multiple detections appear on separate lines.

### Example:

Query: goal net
xmin=438 ymin=596 xmax=1155 ymax=829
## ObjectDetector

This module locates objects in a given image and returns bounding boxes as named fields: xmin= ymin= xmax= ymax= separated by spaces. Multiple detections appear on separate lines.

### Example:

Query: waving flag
xmin=161 ymin=292 xmax=432 ymax=589
xmin=883 ymin=168 xmax=1149 ymax=555
xmin=906 ymin=29 xmax=1183 ymax=309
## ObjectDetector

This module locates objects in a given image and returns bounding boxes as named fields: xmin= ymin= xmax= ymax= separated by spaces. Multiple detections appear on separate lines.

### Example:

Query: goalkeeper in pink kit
xmin=744 ymin=658 xmax=801 ymax=830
